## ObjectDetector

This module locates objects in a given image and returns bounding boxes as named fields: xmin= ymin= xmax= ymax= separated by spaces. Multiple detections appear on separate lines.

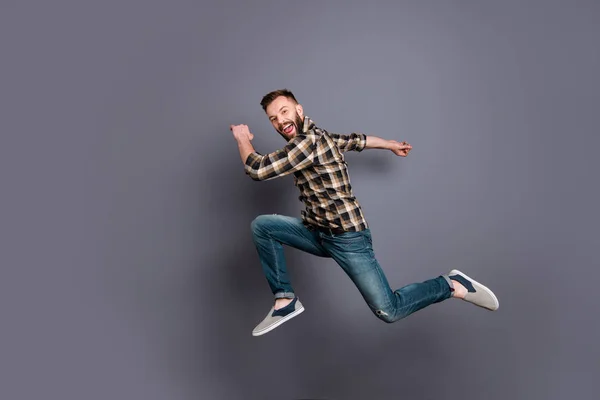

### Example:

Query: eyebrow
xmin=269 ymin=106 xmax=288 ymax=119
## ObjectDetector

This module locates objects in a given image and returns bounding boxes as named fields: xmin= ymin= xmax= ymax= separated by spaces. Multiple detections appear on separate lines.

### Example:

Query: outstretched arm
xmin=365 ymin=135 xmax=392 ymax=149
xmin=330 ymin=130 xmax=412 ymax=157
xmin=329 ymin=132 xmax=368 ymax=152
xmin=366 ymin=135 xmax=412 ymax=156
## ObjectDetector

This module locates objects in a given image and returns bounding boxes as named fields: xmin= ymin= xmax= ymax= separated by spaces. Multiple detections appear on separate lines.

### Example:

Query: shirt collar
xmin=302 ymin=116 xmax=315 ymax=133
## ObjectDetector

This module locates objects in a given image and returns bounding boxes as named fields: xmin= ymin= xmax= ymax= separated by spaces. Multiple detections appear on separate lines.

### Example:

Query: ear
xmin=296 ymin=103 xmax=304 ymax=118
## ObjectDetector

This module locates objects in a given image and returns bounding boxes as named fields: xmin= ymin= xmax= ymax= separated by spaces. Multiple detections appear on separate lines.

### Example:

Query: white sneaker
xmin=448 ymin=269 xmax=499 ymax=311
xmin=252 ymin=297 xmax=305 ymax=336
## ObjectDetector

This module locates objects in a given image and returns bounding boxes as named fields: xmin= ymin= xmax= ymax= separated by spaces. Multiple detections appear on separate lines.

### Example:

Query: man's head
xmin=260 ymin=89 xmax=304 ymax=140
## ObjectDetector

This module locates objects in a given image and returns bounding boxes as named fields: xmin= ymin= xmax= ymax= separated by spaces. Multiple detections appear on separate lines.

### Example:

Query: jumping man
xmin=229 ymin=89 xmax=499 ymax=336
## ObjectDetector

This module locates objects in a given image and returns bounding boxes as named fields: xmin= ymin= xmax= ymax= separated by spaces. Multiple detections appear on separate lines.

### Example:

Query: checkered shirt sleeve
xmin=244 ymin=134 xmax=317 ymax=181
xmin=328 ymin=132 xmax=367 ymax=152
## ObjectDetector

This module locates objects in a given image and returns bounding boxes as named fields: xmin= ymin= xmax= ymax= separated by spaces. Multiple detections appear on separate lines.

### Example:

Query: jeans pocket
xmin=326 ymin=231 xmax=370 ymax=252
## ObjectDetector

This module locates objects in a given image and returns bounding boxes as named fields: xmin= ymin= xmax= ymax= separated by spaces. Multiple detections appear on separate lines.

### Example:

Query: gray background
xmin=1 ymin=1 xmax=599 ymax=399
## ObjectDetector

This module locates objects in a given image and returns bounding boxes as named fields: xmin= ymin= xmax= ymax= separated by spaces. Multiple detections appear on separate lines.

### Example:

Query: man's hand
xmin=230 ymin=124 xmax=254 ymax=142
xmin=389 ymin=140 xmax=412 ymax=157
xmin=230 ymin=124 xmax=256 ymax=166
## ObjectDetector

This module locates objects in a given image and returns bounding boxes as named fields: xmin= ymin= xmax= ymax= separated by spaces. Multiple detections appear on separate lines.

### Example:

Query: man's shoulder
xmin=282 ymin=132 xmax=319 ymax=154
xmin=302 ymin=116 xmax=326 ymax=133
xmin=288 ymin=132 xmax=316 ymax=143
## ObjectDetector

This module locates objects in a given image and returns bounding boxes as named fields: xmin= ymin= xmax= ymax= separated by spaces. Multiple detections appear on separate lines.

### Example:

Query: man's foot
xmin=274 ymin=297 xmax=293 ymax=310
xmin=448 ymin=269 xmax=499 ymax=311
xmin=252 ymin=297 xmax=304 ymax=336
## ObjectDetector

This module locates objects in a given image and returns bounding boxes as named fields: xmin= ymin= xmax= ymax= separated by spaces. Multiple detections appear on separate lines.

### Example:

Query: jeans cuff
xmin=274 ymin=291 xmax=295 ymax=299
xmin=442 ymin=274 xmax=455 ymax=292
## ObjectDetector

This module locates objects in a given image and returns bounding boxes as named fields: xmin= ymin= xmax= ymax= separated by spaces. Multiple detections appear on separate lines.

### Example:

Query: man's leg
xmin=250 ymin=214 xmax=329 ymax=336
xmin=319 ymin=229 xmax=496 ymax=323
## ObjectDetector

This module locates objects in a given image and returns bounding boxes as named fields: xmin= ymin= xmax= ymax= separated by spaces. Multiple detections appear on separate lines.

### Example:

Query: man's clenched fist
xmin=230 ymin=124 xmax=254 ymax=142
xmin=389 ymin=140 xmax=412 ymax=157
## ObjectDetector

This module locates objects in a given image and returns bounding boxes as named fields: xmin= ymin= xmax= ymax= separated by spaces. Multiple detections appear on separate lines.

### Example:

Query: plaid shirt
xmin=244 ymin=116 xmax=369 ymax=232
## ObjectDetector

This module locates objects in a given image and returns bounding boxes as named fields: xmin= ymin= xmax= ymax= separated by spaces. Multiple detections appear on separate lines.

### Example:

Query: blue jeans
xmin=251 ymin=214 xmax=453 ymax=323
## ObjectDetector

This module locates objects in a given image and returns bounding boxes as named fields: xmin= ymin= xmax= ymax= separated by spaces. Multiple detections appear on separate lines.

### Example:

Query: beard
xmin=277 ymin=113 xmax=304 ymax=139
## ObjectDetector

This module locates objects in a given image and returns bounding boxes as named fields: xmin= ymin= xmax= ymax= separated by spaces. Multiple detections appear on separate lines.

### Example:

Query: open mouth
xmin=282 ymin=123 xmax=295 ymax=135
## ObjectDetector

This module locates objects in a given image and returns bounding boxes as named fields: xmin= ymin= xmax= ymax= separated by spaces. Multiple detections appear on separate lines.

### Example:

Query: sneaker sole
xmin=450 ymin=269 xmax=499 ymax=311
xmin=251 ymin=305 xmax=305 ymax=336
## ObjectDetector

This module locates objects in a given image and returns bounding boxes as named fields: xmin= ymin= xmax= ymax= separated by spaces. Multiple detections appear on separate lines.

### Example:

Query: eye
xmin=283 ymin=109 xmax=287 ymax=114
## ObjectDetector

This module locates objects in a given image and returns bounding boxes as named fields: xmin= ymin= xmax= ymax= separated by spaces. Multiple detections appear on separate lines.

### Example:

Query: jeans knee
xmin=374 ymin=308 xmax=396 ymax=324
xmin=250 ymin=215 xmax=265 ymax=236
xmin=251 ymin=214 xmax=276 ymax=236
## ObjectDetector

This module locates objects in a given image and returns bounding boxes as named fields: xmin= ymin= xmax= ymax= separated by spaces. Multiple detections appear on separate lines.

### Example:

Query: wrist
xmin=236 ymin=135 xmax=251 ymax=144
xmin=365 ymin=135 xmax=391 ymax=150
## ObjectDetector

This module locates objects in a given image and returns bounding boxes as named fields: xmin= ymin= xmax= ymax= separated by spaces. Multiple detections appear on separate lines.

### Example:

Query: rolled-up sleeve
xmin=244 ymin=135 xmax=316 ymax=181
xmin=328 ymin=132 xmax=367 ymax=152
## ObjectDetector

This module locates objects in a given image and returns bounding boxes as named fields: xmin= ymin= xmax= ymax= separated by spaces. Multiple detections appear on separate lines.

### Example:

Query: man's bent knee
xmin=251 ymin=214 xmax=282 ymax=236
xmin=374 ymin=308 xmax=398 ymax=324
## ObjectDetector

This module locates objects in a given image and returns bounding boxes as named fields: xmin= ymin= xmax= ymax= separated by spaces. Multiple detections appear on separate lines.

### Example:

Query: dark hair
xmin=260 ymin=88 xmax=298 ymax=112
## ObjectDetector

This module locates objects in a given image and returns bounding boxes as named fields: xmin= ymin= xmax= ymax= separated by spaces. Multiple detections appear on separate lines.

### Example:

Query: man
xmin=229 ymin=89 xmax=499 ymax=337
